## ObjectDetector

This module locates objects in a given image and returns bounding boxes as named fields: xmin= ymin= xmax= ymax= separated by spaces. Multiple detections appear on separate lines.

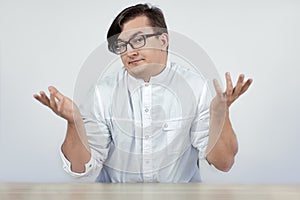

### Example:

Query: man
xmin=34 ymin=4 xmax=252 ymax=182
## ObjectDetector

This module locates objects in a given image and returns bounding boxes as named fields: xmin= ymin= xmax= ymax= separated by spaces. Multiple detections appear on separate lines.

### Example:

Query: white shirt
xmin=60 ymin=62 xmax=212 ymax=182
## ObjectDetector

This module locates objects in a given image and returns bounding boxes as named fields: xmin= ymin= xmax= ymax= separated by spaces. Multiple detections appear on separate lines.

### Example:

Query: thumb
xmin=213 ymin=79 xmax=223 ymax=96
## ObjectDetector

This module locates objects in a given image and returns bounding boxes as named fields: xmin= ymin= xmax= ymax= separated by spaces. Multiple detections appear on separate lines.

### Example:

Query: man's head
xmin=107 ymin=4 xmax=168 ymax=49
xmin=107 ymin=4 xmax=169 ymax=81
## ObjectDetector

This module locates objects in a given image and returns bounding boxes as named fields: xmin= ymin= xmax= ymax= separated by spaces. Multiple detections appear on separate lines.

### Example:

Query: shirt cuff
xmin=60 ymin=149 xmax=102 ymax=178
xmin=198 ymin=138 xmax=208 ymax=160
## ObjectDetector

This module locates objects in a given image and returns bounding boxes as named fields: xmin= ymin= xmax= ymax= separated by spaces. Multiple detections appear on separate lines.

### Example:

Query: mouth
xmin=128 ymin=59 xmax=144 ymax=65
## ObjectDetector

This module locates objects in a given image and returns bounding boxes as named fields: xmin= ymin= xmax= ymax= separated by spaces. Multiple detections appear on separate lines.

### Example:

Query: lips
xmin=128 ymin=59 xmax=144 ymax=65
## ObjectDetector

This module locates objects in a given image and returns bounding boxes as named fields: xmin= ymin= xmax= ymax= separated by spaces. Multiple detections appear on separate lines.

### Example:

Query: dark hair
xmin=107 ymin=3 xmax=168 ymax=52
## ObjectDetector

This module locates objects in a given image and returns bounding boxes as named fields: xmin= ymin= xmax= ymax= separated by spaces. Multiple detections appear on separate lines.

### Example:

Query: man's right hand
xmin=33 ymin=86 xmax=78 ymax=124
xmin=34 ymin=86 xmax=91 ymax=173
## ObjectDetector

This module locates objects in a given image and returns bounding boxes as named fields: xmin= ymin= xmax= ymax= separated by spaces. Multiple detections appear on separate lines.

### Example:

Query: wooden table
xmin=0 ymin=183 xmax=299 ymax=200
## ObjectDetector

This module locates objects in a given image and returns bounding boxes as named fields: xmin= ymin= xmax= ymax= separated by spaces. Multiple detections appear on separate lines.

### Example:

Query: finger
xmin=40 ymin=90 xmax=47 ymax=97
xmin=40 ymin=91 xmax=50 ymax=101
xmin=213 ymin=79 xmax=223 ymax=96
xmin=33 ymin=91 xmax=50 ymax=106
xmin=49 ymin=90 xmax=57 ymax=110
xmin=240 ymin=78 xmax=253 ymax=95
xmin=57 ymin=96 xmax=64 ymax=113
xmin=33 ymin=93 xmax=44 ymax=103
xmin=225 ymin=72 xmax=233 ymax=97
xmin=48 ymin=86 xmax=64 ymax=101
xmin=33 ymin=93 xmax=40 ymax=99
xmin=232 ymin=74 xmax=245 ymax=98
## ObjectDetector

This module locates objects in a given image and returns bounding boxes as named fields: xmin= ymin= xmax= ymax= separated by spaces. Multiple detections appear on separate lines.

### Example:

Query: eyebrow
xmin=118 ymin=31 xmax=144 ymax=42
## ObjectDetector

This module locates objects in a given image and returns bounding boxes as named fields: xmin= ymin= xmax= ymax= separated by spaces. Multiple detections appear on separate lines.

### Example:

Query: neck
xmin=129 ymin=54 xmax=168 ymax=82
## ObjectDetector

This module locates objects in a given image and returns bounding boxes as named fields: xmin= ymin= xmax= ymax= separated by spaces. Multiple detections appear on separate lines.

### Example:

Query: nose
xmin=126 ymin=43 xmax=138 ymax=56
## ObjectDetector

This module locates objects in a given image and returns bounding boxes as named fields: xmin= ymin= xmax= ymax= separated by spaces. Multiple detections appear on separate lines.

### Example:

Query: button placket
xmin=142 ymin=83 xmax=153 ymax=181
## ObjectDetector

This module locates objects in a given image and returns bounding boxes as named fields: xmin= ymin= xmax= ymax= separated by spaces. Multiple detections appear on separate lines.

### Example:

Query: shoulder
xmin=97 ymin=67 xmax=126 ymax=84
xmin=94 ymin=67 xmax=126 ymax=90
xmin=169 ymin=62 xmax=208 ymax=88
xmin=83 ymin=67 xmax=127 ymax=104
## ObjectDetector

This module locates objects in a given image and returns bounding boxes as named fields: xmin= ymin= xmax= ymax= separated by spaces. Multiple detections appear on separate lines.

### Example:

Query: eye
xmin=131 ymin=36 xmax=144 ymax=44
xmin=113 ymin=41 xmax=126 ymax=51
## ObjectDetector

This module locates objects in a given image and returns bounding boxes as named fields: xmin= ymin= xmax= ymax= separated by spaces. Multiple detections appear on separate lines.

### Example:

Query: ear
xmin=159 ymin=33 xmax=169 ymax=49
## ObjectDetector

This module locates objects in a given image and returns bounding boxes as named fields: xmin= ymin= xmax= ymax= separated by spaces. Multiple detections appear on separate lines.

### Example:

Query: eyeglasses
xmin=111 ymin=33 xmax=162 ymax=55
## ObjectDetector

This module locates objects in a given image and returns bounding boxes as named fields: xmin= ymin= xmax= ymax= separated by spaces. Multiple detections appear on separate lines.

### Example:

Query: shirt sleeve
xmin=190 ymin=80 xmax=212 ymax=160
xmin=60 ymin=148 xmax=102 ymax=178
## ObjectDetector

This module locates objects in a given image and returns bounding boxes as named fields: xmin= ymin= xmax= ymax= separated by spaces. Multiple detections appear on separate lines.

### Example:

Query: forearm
xmin=206 ymin=72 xmax=251 ymax=172
xmin=61 ymin=111 xmax=91 ymax=173
xmin=206 ymin=110 xmax=238 ymax=172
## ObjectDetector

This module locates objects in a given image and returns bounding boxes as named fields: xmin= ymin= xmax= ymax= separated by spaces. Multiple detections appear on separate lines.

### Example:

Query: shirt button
xmin=145 ymin=135 xmax=149 ymax=140
xmin=164 ymin=123 xmax=168 ymax=128
xmin=145 ymin=108 xmax=149 ymax=113
xmin=145 ymin=83 xmax=149 ymax=87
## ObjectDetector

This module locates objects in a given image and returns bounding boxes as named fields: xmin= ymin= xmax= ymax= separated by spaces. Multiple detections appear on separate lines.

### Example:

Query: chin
xmin=127 ymin=64 xmax=149 ymax=80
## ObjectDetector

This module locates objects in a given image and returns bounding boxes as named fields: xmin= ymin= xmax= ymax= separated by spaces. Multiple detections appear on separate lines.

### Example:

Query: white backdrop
xmin=1 ymin=0 xmax=299 ymax=183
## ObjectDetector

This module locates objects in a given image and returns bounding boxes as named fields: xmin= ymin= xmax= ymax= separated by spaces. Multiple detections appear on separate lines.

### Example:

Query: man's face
xmin=118 ymin=15 xmax=169 ymax=81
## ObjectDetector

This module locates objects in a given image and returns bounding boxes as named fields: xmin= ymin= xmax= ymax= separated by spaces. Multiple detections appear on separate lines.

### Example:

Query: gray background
xmin=1 ymin=0 xmax=299 ymax=183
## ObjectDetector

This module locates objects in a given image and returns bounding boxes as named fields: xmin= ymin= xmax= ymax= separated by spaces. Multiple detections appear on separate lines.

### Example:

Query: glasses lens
xmin=113 ymin=41 xmax=126 ymax=54
xmin=130 ymin=35 xmax=145 ymax=49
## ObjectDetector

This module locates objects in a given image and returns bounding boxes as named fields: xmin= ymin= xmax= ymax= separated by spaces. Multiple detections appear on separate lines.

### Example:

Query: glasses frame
xmin=112 ymin=32 xmax=162 ymax=55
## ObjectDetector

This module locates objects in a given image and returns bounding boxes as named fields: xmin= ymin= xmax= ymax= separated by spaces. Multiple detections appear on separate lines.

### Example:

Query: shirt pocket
xmin=162 ymin=118 xmax=192 ymax=155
